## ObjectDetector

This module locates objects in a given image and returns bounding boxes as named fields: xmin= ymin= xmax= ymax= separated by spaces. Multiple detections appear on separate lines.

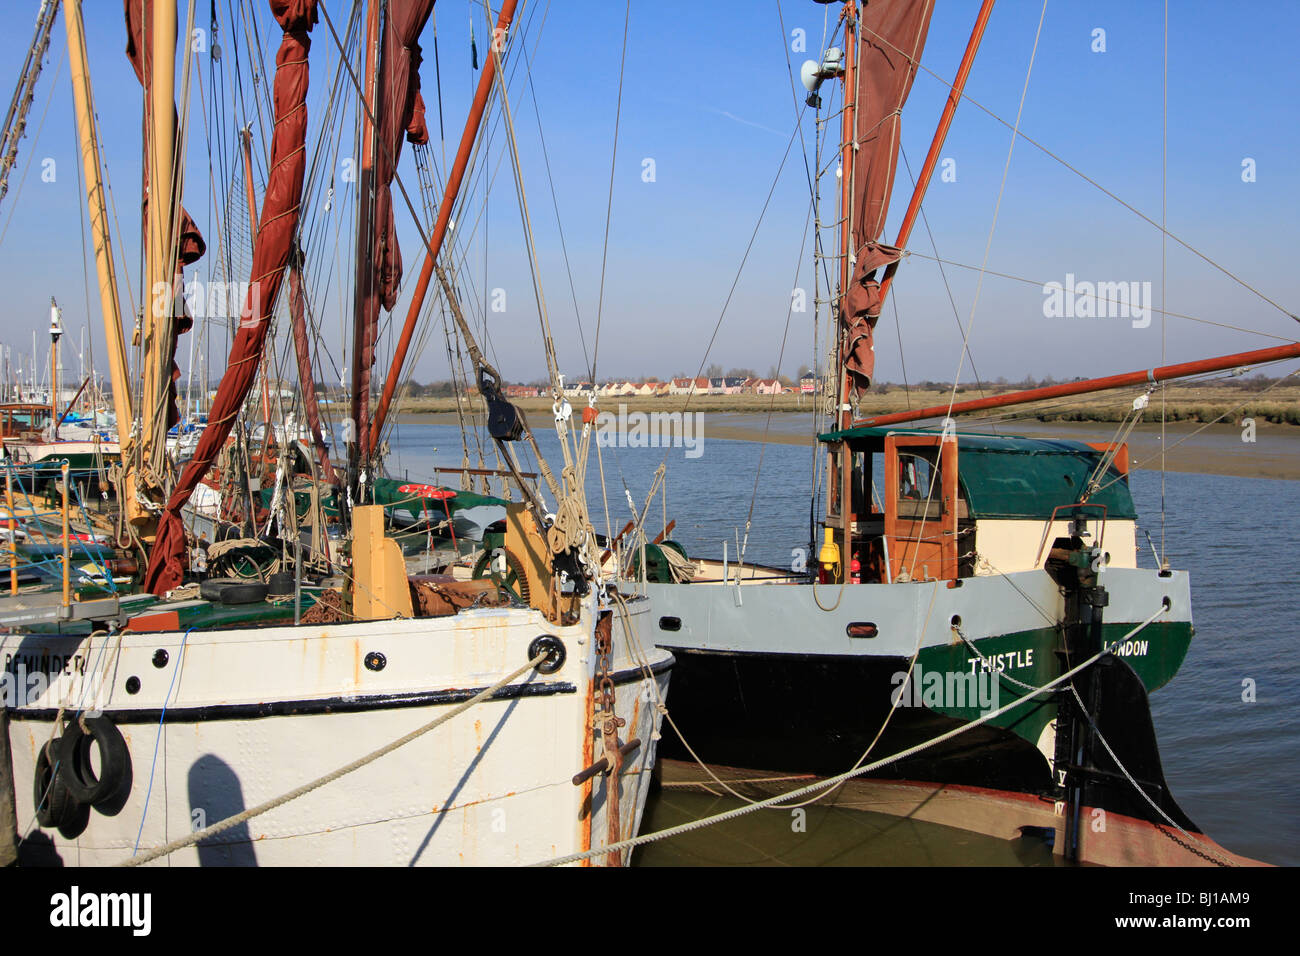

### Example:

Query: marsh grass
xmin=395 ymin=383 xmax=1300 ymax=426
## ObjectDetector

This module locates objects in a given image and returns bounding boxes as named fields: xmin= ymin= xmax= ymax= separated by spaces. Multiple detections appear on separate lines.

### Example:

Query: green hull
xmin=915 ymin=620 xmax=1194 ymax=749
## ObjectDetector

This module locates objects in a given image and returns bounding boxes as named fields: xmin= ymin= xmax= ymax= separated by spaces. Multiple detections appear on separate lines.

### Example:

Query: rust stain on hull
xmin=579 ymin=666 xmax=595 ymax=866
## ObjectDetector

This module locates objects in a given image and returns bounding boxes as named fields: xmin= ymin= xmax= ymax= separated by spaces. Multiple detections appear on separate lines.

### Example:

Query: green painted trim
xmin=912 ymin=620 xmax=1193 ymax=749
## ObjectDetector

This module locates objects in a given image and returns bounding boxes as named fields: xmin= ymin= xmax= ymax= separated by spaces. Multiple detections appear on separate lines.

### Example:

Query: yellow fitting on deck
xmin=818 ymin=526 xmax=840 ymax=572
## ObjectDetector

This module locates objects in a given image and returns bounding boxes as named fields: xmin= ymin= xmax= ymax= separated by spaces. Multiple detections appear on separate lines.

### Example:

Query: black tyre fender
xmin=33 ymin=738 xmax=81 ymax=829
xmin=200 ymin=577 xmax=269 ymax=605
xmin=60 ymin=716 xmax=131 ymax=807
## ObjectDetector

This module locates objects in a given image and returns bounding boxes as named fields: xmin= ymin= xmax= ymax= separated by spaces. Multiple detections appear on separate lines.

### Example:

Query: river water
xmin=385 ymin=418 xmax=1298 ymax=866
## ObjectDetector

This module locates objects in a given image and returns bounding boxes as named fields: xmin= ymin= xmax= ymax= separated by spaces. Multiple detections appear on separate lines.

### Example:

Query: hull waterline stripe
xmin=6 ymin=658 xmax=672 ymax=725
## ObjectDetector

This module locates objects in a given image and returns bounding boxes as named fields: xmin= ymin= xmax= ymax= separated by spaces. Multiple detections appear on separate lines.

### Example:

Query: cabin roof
xmin=818 ymin=425 xmax=1137 ymax=520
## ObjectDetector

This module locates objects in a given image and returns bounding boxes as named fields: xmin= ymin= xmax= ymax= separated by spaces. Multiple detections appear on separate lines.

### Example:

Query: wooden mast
xmin=139 ymin=0 xmax=178 ymax=531
xmin=827 ymin=0 xmax=995 ymax=581
xmin=877 ymin=0 xmax=995 ymax=307
xmin=831 ymin=1 xmax=857 ymax=583
xmin=369 ymin=0 xmax=522 ymax=450
xmin=239 ymin=127 xmax=273 ymax=437
xmin=63 ymin=0 xmax=134 ymax=459
xmin=856 ymin=340 xmax=1300 ymax=429
xmin=349 ymin=0 xmax=382 ymax=469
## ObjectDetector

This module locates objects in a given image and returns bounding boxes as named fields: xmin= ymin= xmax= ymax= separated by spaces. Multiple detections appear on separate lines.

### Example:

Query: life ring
xmin=60 ymin=716 xmax=131 ymax=807
xmin=398 ymin=483 xmax=456 ymax=500
xmin=33 ymin=738 xmax=81 ymax=828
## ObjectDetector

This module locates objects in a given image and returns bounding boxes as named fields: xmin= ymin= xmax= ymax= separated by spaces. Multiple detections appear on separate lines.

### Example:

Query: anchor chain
xmin=570 ymin=611 xmax=641 ymax=866
xmin=594 ymin=611 xmax=625 ymax=865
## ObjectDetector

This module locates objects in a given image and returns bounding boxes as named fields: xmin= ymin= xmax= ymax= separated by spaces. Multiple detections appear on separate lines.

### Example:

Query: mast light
xmin=49 ymin=298 xmax=62 ymax=342
xmin=800 ymin=48 xmax=845 ymax=109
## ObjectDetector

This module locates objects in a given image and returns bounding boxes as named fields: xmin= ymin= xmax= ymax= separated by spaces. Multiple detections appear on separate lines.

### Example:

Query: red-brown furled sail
xmin=144 ymin=0 xmax=317 ymax=594
xmin=288 ymin=252 xmax=334 ymax=477
xmin=352 ymin=0 xmax=436 ymax=461
xmin=840 ymin=0 xmax=933 ymax=392
xmin=370 ymin=0 xmax=521 ymax=449
xmin=375 ymin=1 xmax=436 ymax=311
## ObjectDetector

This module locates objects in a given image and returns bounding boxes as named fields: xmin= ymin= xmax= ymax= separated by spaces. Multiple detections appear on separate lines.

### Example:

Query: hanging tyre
xmin=60 ymin=716 xmax=131 ymax=808
xmin=33 ymin=738 xmax=80 ymax=829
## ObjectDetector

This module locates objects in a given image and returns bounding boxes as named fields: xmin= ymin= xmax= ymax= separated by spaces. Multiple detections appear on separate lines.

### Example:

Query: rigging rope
xmin=588 ymin=0 xmax=631 ymax=386
xmin=856 ymin=17 xmax=1299 ymax=328
xmin=936 ymin=0 xmax=1048 ymax=431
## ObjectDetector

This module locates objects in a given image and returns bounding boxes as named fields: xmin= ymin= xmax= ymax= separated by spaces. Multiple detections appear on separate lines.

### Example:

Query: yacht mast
xmin=0 ymin=0 xmax=58 ymax=209
xmin=48 ymin=299 xmax=61 ymax=441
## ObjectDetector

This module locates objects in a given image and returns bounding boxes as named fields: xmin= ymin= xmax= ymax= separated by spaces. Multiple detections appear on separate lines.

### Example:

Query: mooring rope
xmin=120 ymin=650 xmax=548 ymax=867
xmin=530 ymin=606 xmax=1169 ymax=867
xmin=1066 ymin=683 xmax=1235 ymax=867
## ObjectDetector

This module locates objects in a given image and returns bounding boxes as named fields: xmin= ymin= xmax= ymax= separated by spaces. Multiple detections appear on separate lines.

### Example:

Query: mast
xmin=0 ymin=0 xmax=58 ymax=209
xmin=832 ymin=0 xmax=857 ymax=581
xmin=854 ymin=341 xmax=1300 ymax=428
xmin=877 ymin=0 xmax=995 ymax=306
xmin=142 ymin=0 xmax=318 ymax=594
xmin=349 ymin=0 xmax=382 ymax=471
xmin=48 ymin=299 xmax=61 ymax=441
xmin=240 ymin=127 xmax=273 ymax=436
xmin=141 ymin=0 xmax=178 ymax=502
xmin=822 ymin=0 xmax=977 ymax=580
xmin=370 ymin=0 xmax=522 ymax=450
xmin=63 ymin=0 xmax=134 ymax=452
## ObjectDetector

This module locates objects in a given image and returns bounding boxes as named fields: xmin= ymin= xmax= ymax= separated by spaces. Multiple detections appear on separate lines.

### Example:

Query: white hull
xmin=3 ymin=594 xmax=670 ymax=866
xmin=1 ymin=438 xmax=119 ymax=465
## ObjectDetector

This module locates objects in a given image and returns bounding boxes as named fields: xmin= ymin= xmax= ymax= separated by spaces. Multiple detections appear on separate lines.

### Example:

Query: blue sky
xmin=1 ymin=0 xmax=1296 ymax=392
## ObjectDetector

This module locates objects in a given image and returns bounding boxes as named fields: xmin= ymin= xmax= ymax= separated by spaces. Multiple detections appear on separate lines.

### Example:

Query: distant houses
xmin=504 ymin=383 xmax=543 ymax=398
xmin=596 ymin=381 xmax=669 ymax=398
xmin=493 ymin=375 xmax=809 ymax=399
xmin=669 ymin=377 xmax=709 ymax=395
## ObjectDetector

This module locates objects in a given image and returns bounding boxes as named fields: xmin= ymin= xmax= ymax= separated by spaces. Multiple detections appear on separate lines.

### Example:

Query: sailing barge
xmin=643 ymin=0 xmax=1276 ymax=867
xmin=2 ymin=0 xmax=670 ymax=866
